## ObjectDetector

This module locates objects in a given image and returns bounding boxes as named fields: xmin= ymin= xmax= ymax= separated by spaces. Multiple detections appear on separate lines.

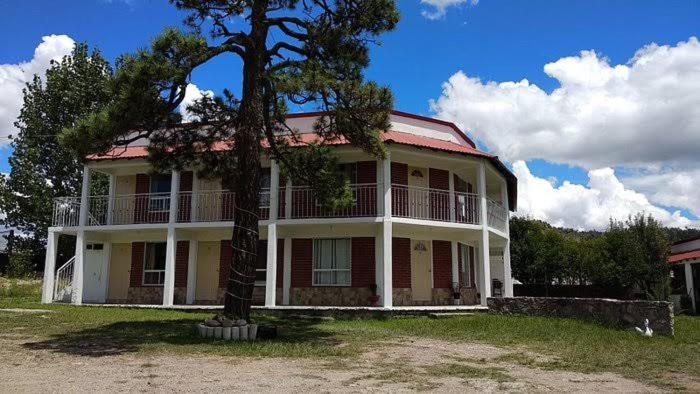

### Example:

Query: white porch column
xmin=72 ymin=230 xmax=86 ymax=305
xmin=478 ymin=160 xmax=491 ymax=306
xmin=269 ymin=161 xmax=279 ymax=221
xmin=284 ymin=179 xmax=292 ymax=219
xmin=282 ymin=238 xmax=292 ymax=305
xmin=41 ymin=230 xmax=59 ymax=303
xmin=163 ymin=170 xmax=180 ymax=306
xmin=163 ymin=228 xmax=177 ymax=306
xmin=448 ymin=171 xmax=456 ymax=222
xmin=186 ymin=240 xmax=198 ymax=304
xmin=685 ymin=262 xmax=696 ymax=314
xmin=265 ymin=224 xmax=278 ymax=306
xmin=168 ymin=170 xmax=180 ymax=224
xmin=451 ymin=241 xmax=459 ymax=289
xmin=190 ymin=172 xmax=199 ymax=222
xmin=106 ymin=174 xmax=116 ymax=225
xmin=381 ymin=156 xmax=393 ymax=307
xmin=79 ymin=165 xmax=91 ymax=226
xmin=265 ymin=161 xmax=280 ymax=307
xmin=501 ymin=179 xmax=513 ymax=297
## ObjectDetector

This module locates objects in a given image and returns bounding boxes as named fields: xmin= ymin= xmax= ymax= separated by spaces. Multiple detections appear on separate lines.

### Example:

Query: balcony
xmin=52 ymin=183 xmax=508 ymax=230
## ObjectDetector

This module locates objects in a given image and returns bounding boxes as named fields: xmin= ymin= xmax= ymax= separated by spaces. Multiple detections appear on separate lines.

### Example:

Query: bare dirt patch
xmin=0 ymin=336 xmax=659 ymax=392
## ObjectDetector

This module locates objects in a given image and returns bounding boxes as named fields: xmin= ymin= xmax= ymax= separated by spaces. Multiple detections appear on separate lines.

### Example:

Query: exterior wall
xmin=124 ymin=241 xmax=189 ymax=305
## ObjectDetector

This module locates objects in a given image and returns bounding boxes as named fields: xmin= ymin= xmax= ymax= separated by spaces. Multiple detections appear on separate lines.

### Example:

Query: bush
xmin=6 ymin=252 xmax=36 ymax=278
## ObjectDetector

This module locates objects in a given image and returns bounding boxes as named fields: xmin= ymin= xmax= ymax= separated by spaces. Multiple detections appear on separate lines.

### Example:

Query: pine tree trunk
xmin=223 ymin=0 xmax=269 ymax=321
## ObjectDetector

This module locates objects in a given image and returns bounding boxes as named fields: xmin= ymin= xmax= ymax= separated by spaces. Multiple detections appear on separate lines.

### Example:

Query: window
xmin=149 ymin=175 xmax=171 ymax=212
xmin=313 ymin=239 xmax=351 ymax=286
xmin=143 ymin=242 xmax=167 ymax=286
xmin=459 ymin=243 xmax=471 ymax=287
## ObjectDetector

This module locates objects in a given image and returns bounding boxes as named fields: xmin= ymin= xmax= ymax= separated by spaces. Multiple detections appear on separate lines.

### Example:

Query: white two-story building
xmin=41 ymin=111 xmax=517 ymax=309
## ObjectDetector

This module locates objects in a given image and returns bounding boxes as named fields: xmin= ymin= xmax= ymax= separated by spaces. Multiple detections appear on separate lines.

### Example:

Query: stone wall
xmin=488 ymin=296 xmax=674 ymax=336
xmin=290 ymin=287 xmax=373 ymax=306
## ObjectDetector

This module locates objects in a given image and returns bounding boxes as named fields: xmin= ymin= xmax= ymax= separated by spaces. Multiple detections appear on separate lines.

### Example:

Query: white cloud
xmin=430 ymin=37 xmax=700 ymax=228
xmin=513 ymin=161 xmax=696 ymax=230
xmin=178 ymin=83 xmax=214 ymax=122
xmin=430 ymin=37 xmax=700 ymax=170
xmin=420 ymin=0 xmax=477 ymax=20
xmin=0 ymin=35 xmax=75 ymax=143
xmin=622 ymin=169 xmax=700 ymax=218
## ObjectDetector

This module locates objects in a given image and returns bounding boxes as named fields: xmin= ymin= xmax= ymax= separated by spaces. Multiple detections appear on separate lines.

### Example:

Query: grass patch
xmin=1 ymin=278 xmax=698 ymax=389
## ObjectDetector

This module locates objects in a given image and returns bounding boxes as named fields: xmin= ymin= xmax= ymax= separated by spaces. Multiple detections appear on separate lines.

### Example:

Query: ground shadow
xmin=22 ymin=314 xmax=339 ymax=358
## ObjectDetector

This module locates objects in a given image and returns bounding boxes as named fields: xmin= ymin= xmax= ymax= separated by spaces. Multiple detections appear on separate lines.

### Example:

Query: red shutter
xmin=130 ymin=242 xmax=145 ymax=287
xmin=392 ymin=237 xmax=411 ymax=288
xmin=291 ymin=239 xmax=312 ymax=287
xmin=432 ymin=240 xmax=452 ymax=289
xmin=219 ymin=240 xmax=232 ymax=288
xmin=351 ymin=237 xmax=375 ymax=287
xmin=174 ymin=241 xmax=189 ymax=288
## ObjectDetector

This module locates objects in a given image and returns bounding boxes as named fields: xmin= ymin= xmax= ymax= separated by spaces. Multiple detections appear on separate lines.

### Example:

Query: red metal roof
xmin=668 ymin=249 xmax=700 ymax=264
xmin=87 ymin=131 xmax=490 ymax=161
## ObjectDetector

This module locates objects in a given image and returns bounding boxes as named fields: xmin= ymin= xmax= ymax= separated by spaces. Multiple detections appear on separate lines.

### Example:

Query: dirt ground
xmin=0 ymin=336 xmax=659 ymax=393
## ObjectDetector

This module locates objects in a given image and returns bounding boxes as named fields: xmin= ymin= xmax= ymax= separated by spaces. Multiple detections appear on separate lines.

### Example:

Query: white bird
xmin=635 ymin=318 xmax=653 ymax=337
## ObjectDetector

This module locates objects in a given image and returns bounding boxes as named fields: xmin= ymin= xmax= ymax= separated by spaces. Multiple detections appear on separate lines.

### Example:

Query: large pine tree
xmin=61 ymin=0 xmax=399 ymax=320
xmin=0 ymin=44 xmax=112 ymax=263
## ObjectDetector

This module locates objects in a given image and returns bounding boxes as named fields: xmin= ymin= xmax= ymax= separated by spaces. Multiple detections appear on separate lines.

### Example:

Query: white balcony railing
xmin=391 ymin=184 xmax=480 ymax=225
xmin=53 ymin=197 xmax=81 ymax=227
xmin=290 ymin=183 xmax=378 ymax=219
xmin=51 ymin=183 xmax=506 ymax=230
xmin=487 ymin=198 xmax=508 ymax=232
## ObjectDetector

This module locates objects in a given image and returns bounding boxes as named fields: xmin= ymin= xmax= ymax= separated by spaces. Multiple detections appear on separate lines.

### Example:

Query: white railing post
xmin=478 ymin=160 xmax=491 ymax=306
xmin=41 ymin=230 xmax=59 ymax=303
xmin=168 ymin=170 xmax=180 ymax=224
xmin=106 ymin=174 xmax=115 ymax=225
xmin=381 ymin=154 xmax=393 ymax=308
xmin=186 ymin=239 xmax=198 ymax=304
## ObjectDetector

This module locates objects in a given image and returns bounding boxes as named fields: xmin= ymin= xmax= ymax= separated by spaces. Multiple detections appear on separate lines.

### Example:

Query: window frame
xmin=142 ymin=242 xmax=167 ymax=287
xmin=312 ymin=238 xmax=352 ymax=287
xmin=148 ymin=175 xmax=172 ymax=213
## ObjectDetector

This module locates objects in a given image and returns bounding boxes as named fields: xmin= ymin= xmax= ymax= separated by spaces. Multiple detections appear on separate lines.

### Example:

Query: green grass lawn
xmin=1 ymin=278 xmax=698 ymax=388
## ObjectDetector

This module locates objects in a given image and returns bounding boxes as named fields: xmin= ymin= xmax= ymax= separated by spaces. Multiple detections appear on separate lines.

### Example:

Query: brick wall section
xmin=174 ymin=241 xmax=189 ymax=288
xmin=432 ymin=240 xmax=452 ymax=289
xmin=129 ymin=242 xmax=145 ymax=287
xmin=392 ymin=237 xmax=411 ymax=288
xmin=351 ymin=237 xmax=375 ymax=288
xmin=219 ymin=240 xmax=232 ymax=288
xmin=291 ymin=239 xmax=313 ymax=287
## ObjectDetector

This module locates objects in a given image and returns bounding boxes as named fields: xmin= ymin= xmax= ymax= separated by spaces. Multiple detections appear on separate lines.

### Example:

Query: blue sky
xmin=1 ymin=0 xmax=699 ymax=229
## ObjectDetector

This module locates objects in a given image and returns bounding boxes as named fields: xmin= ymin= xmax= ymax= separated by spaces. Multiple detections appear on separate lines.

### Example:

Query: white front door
xmin=83 ymin=243 xmax=108 ymax=303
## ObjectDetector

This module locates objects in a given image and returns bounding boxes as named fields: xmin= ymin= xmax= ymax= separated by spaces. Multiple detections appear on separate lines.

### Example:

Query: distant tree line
xmin=510 ymin=213 xmax=695 ymax=301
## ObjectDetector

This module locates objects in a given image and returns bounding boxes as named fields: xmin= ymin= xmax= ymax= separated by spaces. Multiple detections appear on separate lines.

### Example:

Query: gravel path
xmin=0 ymin=336 xmax=659 ymax=393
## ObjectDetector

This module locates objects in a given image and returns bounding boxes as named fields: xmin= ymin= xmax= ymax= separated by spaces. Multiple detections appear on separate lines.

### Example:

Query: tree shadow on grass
xmin=22 ymin=314 xmax=340 ymax=358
